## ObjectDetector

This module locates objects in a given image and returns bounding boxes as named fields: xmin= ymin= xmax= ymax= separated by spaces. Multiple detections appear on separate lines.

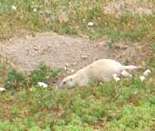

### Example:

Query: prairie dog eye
xmin=63 ymin=81 xmax=66 ymax=85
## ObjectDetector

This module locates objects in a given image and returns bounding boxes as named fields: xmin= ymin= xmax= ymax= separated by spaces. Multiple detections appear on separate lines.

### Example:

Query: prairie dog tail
xmin=121 ymin=65 xmax=142 ymax=70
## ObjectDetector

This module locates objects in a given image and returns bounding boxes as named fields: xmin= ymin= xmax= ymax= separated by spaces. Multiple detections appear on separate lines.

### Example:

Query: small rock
xmin=65 ymin=63 xmax=69 ymax=67
xmin=143 ymin=69 xmax=151 ymax=77
xmin=0 ymin=87 xmax=6 ymax=92
xmin=139 ymin=76 xmax=145 ymax=82
xmin=37 ymin=82 xmax=48 ymax=88
xmin=33 ymin=46 xmax=39 ymax=51
xmin=11 ymin=5 xmax=17 ymax=11
xmin=25 ymin=35 xmax=30 ymax=39
xmin=33 ymin=8 xmax=37 ymax=12
xmin=70 ymin=69 xmax=75 ymax=73
xmin=81 ymin=55 xmax=88 ymax=59
xmin=88 ymin=22 xmax=94 ymax=27
xmin=64 ymin=63 xmax=70 ymax=71
xmin=9 ymin=38 xmax=12 ymax=42
xmin=64 ymin=66 xmax=68 ymax=71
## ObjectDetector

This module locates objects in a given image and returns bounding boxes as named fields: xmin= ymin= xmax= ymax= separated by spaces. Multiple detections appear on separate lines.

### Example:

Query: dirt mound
xmin=0 ymin=32 xmax=108 ymax=73
xmin=0 ymin=32 xmax=150 ymax=74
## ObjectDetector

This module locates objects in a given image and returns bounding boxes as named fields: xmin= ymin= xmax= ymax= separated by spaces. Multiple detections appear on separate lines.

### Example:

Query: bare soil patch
xmin=0 ymin=32 xmax=151 ymax=74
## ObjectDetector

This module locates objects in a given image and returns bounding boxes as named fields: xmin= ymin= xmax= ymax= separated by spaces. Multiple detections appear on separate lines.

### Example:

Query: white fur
xmin=59 ymin=59 xmax=140 ymax=88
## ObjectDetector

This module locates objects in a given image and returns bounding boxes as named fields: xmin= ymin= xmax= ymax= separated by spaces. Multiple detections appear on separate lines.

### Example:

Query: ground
xmin=0 ymin=32 xmax=151 ymax=73
xmin=0 ymin=0 xmax=155 ymax=131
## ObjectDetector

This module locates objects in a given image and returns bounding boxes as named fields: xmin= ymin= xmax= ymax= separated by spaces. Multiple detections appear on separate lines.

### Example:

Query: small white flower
xmin=0 ymin=87 xmax=6 ymax=92
xmin=37 ymin=82 xmax=48 ymax=88
xmin=88 ymin=22 xmax=94 ymax=27
xmin=143 ymin=69 xmax=151 ymax=77
xmin=11 ymin=5 xmax=17 ymax=11
xmin=139 ymin=75 xmax=145 ymax=82
xmin=33 ymin=8 xmax=37 ymax=12
xmin=113 ymin=74 xmax=120 ymax=82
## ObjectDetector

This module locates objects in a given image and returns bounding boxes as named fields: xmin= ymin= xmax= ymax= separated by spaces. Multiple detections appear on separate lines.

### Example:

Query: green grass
xmin=0 ymin=77 xmax=154 ymax=131
xmin=4 ymin=64 xmax=62 ymax=90
xmin=0 ymin=65 xmax=154 ymax=130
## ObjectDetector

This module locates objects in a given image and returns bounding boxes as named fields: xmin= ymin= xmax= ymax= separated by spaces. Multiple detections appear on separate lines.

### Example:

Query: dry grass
xmin=0 ymin=0 xmax=155 ymax=42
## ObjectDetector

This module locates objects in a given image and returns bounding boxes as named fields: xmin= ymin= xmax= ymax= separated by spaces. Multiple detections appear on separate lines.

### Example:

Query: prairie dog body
xmin=59 ymin=59 xmax=140 ymax=88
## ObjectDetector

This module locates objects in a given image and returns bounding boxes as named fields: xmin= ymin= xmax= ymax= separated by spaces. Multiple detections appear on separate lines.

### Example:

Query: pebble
xmin=139 ymin=76 xmax=145 ymax=82
xmin=64 ymin=66 xmax=68 ymax=71
xmin=65 ymin=63 xmax=69 ymax=67
xmin=0 ymin=87 xmax=6 ymax=92
xmin=11 ymin=5 xmax=17 ymax=11
xmin=33 ymin=46 xmax=39 ymax=51
xmin=88 ymin=22 xmax=94 ymax=27
xmin=70 ymin=69 xmax=75 ymax=73
xmin=33 ymin=8 xmax=37 ymax=12
xmin=81 ymin=55 xmax=88 ymax=59
xmin=37 ymin=82 xmax=48 ymax=88
xmin=143 ymin=69 xmax=151 ymax=77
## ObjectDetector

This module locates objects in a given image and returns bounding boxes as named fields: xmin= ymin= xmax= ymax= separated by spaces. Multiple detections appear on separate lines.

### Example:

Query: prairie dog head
xmin=59 ymin=74 xmax=76 ymax=88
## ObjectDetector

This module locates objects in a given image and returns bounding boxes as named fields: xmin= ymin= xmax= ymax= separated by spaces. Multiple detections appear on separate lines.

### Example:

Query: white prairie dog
xmin=59 ymin=59 xmax=141 ymax=88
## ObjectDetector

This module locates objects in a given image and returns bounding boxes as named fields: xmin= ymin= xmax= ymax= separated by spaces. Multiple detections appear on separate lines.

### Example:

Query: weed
xmin=3 ymin=64 xmax=61 ymax=90
xmin=30 ymin=64 xmax=61 ymax=86
xmin=4 ymin=68 xmax=26 ymax=89
xmin=0 ymin=77 xmax=154 ymax=130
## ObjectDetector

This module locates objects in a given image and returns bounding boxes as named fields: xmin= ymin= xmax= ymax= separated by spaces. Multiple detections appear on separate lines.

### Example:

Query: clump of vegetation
xmin=4 ymin=64 xmax=62 ymax=90
xmin=0 ymin=78 xmax=154 ymax=130
xmin=0 ymin=64 xmax=155 ymax=130
xmin=4 ymin=68 xmax=26 ymax=90
xmin=29 ymin=64 xmax=62 ymax=86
